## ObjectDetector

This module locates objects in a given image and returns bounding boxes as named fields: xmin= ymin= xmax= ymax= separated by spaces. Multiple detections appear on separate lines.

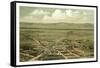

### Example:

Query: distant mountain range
xmin=20 ymin=22 xmax=94 ymax=30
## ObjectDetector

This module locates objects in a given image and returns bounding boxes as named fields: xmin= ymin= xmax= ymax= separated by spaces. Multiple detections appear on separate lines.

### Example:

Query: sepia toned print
xmin=19 ymin=6 xmax=95 ymax=62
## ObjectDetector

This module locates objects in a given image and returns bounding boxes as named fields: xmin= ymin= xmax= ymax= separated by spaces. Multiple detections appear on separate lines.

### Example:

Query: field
xmin=19 ymin=23 xmax=94 ymax=62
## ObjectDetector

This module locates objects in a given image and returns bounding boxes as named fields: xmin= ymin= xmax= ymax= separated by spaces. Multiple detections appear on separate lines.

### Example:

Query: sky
xmin=20 ymin=6 xmax=94 ymax=24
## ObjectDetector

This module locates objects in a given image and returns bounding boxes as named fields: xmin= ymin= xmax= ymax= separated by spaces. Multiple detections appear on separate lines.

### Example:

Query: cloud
xmin=43 ymin=15 xmax=51 ymax=20
xmin=20 ymin=15 xmax=40 ymax=23
xmin=65 ymin=10 xmax=73 ymax=17
xmin=43 ymin=15 xmax=53 ymax=23
xmin=52 ymin=9 xmax=66 ymax=19
xmin=43 ymin=9 xmax=67 ymax=23
xmin=20 ymin=9 xmax=93 ymax=24
xmin=30 ymin=9 xmax=50 ymax=15
xmin=20 ymin=9 xmax=50 ymax=23
xmin=20 ymin=16 xmax=32 ymax=22
xmin=42 ymin=9 xmax=80 ymax=23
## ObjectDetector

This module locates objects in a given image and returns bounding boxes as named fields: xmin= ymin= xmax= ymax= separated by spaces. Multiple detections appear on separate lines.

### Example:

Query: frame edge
xmin=10 ymin=1 xmax=16 ymax=67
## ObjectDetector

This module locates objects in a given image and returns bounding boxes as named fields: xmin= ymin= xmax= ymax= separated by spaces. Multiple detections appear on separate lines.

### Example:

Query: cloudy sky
xmin=20 ymin=6 xmax=94 ymax=23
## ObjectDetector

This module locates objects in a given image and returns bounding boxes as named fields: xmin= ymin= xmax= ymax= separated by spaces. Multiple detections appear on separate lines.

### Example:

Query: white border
xmin=16 ymin=3 xmax=97 ymax=65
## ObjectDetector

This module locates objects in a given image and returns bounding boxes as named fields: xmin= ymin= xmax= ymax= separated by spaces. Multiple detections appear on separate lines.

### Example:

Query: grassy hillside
xmin=19 ymin=22 xmax=94 ymax=62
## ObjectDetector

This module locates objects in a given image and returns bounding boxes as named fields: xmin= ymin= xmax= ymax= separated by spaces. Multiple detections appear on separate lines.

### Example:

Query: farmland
xmin=20 ymin=22 xmax=94 ymax=62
